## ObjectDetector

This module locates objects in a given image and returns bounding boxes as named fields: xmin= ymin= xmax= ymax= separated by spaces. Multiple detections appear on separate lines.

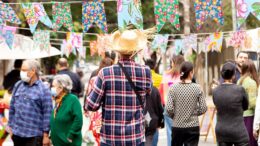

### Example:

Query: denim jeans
xmin=152 ymin=129 xmax=159 ymax=146
xmin=164 ymin=113 xmax=173 ymax=146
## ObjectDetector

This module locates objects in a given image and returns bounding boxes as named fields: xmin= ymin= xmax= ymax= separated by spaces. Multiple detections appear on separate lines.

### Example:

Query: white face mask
xmin=20 ymin=71 xmax=30 ymax=82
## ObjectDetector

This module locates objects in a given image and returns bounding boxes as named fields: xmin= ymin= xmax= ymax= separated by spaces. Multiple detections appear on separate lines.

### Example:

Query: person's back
xmin=3 ymin=59 xmax=23 ymax=92
xmin=57 ymin=58 xmax=82 ymax=97
xmin=87 ymin=59 xmax=151 ymax=145
xmin=213 ymin=84 xmax=249 ymax=142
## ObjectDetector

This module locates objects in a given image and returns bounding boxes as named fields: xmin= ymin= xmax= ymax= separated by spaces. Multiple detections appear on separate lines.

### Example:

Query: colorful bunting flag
xmin=90 ymin=41 xmax=98 ymax=56
xmin=154 ymin=0 xmax=180 ymax=32
xmin=61 ymin=39 xmax=71 ymax=57
xmin=183 ymin=35 xmax=197 ymax=52
xmin=194 ymin=0 xmax=224 ymax=30
xmin=151 ymin=34 xmax=169 ymax=53
xmin=52 ymin=2 xmax=73 ymax=31
xmin=14 ymin=34 xmax=34 ymax=52
xmin=228 ymin=31 xmax=246 ymax=48
xmin=22 ymin=3 xmax=52 ymax=33
xmin=0 ymin=26 xmax=16 ymax=49
xmin=97 ymin=34 xmax=112 ymax=56
xmin=33 ymin=30 xmax=50 ymax=52
xmin=82 ymin=0 xmax=108 ymax=33
xmin=242 ymin=29 xmax=260 ymax=51
xmin=118 ymin=0 xmax=143 ymax=30
xmin=172 ymin=39 xmax=183 ymax=55
xmin=0 ymin=3 xmax=21 ymax=25
xmin=236 ymin=0 xmax=260 ymax=28
xmin=205 ymin=32 xmax=223 ymax=52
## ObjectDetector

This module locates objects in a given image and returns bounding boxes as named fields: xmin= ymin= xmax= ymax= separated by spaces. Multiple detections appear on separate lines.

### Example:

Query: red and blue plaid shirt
xmin=86 ymin=59 xmax=151 ymax=146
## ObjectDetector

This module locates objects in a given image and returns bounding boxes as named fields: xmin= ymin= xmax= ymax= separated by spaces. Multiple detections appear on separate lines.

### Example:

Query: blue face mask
xmin=51 ymin=87 xmax=57 ymax=97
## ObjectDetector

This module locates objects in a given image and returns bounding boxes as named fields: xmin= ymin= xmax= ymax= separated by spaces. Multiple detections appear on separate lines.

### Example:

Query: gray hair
xmin=53 ymin=74 xmax=73 ymax=93
xmin=23 ymin=59 xmax=41 ymax=76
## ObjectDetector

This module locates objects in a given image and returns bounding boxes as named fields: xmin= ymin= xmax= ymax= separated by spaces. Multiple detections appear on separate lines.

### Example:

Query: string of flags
xmin=1 ymin=0 xmax=260 ymax=58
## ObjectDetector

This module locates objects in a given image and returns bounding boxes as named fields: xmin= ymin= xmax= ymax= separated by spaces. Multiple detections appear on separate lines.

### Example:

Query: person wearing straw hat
xmin=85 ymin=29 xmax=152 ymax=146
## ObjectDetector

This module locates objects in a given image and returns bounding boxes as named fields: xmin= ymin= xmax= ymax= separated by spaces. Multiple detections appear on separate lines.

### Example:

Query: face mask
xmin=20 ymin=71 xmax=30 ymax=82
xmin=51 ymin=87 xmax=58 ymax=97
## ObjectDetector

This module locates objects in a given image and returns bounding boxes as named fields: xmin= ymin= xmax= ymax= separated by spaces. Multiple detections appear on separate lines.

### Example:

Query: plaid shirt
xmin=8 ymin=80 xmax=52 ymax=137
xmin=86 ymin=59 xmax=151 ymax=146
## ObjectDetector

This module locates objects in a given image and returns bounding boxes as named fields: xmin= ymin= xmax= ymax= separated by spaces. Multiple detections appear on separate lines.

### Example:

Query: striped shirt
xmin=8 ymin=80 xmax=52 ymax=137
xmin=86 ymin=59 xmax=151 ymax=146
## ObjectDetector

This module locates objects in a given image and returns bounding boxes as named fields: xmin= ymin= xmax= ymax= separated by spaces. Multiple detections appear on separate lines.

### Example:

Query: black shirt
xmin=3 ymin=69 xmax=20 ymax=92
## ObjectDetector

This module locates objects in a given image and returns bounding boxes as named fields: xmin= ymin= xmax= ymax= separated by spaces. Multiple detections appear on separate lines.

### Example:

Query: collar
xmin=23 ymin=79 xmax=41 ymax=86
xmin=118 ymin=58 xmax=135 ymax=64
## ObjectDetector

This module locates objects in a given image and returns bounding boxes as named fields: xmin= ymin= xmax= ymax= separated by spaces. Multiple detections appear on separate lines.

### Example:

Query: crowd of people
xmin=1 ymin=28 xmax=260 ymax=146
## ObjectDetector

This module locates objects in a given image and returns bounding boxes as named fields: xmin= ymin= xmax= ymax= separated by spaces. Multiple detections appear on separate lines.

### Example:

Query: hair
xmin=239 ymin=59 xmax=259 ymax=87
xmin=237 ymin=51 xmax=249 ymax=58
xmin=53 ymin=74 xmax=73 ymax=93
xmin=221 ymin=62 xmax=236 ymax=80
xmin=14 ymin=59 xmax=23 ymax=69
xmin=97 ymin=57 xmax=114 ymax=73
xmin=180 ymin=61 xmax=194 ymax=81
xmin=23 ymin=59 xmax=41 ymax=76
xmin=145 ymin=59 xmax=155 ymax=70
xmin=105 ymin=51 xmax=116 ymax=61
xmin=57 ymin=58 xmax=68 ymax=68
xmin=170 ymin=54 xmax=185 ymax=74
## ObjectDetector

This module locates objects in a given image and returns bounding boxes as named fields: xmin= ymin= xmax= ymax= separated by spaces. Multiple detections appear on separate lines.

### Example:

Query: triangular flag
xmin=0 ymin=3 xmax=21 ymax=25
xmin=154 ymin=0 xmax=180 ymax=32
xmin=52 ymin=2 xmax=73 ymax=31
xmin=228 ymin=31 xmax=246 ymax=48
xmin=22 ymin=3 xmax=52 ymax=33
xmin=183 ymin=35 xmax=197 ymax=53
xmin=82 ymin=0 xmax=108 ymax=33
xmin=0 ymin=26 xmax=16 ymax=49
xmin=151 ymin=34 xmax=169 ymax=53
xmin=117 ymin=0 xmax=143 ymax=30
xmin=33 ymin=30 xmax=51 ymax=53
xmin=205 ymin=32 xmax=223 ymax=52
xmin=194 ymin=0 xmax=224 ymax=30
xmin=236 ymin=0 xmax=260 ymax=28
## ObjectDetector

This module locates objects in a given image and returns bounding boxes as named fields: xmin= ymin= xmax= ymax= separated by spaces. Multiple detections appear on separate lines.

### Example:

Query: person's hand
xmin=253 ymin=130 xmax=259 ymax=140
xmin=67 ymin=138 xmax=72 ymax=143
xmin=42 ymin=135 xmax=50 ymax=146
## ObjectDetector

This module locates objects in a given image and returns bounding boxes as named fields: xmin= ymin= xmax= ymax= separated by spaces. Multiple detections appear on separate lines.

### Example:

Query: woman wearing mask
xmin=50 ymin=74 xmax=83 ymax=146
xmin=166 ymin=61 xmax=207 ymax=146
xmin=238 ymin=60 xmax=258 ymax=146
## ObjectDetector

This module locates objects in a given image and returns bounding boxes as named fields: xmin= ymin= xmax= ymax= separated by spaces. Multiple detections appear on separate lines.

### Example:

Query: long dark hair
xmin=239 ymin=59 xmax=259 ymax=87
xmin=180 ymin=61 xmax=194 ymax=81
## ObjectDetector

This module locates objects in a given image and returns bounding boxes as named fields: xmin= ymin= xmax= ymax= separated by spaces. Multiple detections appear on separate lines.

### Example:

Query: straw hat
xmin=111 ymin=29 xmax=148 ymax=55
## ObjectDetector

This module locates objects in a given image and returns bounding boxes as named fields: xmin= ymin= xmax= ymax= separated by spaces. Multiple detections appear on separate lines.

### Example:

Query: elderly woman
xmin=50 ymin=74 xmax=83 ymax=146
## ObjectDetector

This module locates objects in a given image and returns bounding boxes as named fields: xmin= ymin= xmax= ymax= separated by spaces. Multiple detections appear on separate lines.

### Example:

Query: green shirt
xmin=50 ymin=94 xmax=83 ymax=146
xmin=238 ymin=76 xmax=258 ymax=117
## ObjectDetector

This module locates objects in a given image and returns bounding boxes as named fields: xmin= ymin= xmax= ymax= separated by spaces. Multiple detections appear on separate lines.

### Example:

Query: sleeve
xmin=42 ymin=86 xmax=53 ymax=132
xmin=67 ymin=99 xmax=83 ymax=139
xmin=241 ymin=87 xmax=249 ymax=111
xmin=155 ymin=88 xmax=164 ymax=122
xmin=8 ymin=90 xmax=15 ymax=128
xmin=86 ymin=70 xmax=105 ymax=111
xmin=166 ymin=86 xmax=174 ymax=118
xmin=8 ymin=81 xmax=21 ymax=128
xmin=253 ymin=87 xmax=260 ymax=131
xmin=197 ymin=87 xmax=207 ymax=116
xmin=243 ymin=80 xmax=257 ymax=110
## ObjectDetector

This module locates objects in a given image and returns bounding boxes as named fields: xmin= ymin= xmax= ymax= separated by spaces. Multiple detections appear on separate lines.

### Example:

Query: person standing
xmin=159 ymin=55 xmax=184 ymax=146
xmin=8 ymin=59 xmax=53 ymax=146
xmin=57 ymin=58 xmax=82 ymax=97
xmin=238 ymin=60 xmax=258 ymax=146
xmin=3 ymin=60 xmax=23 ymax=92
xmin=85 ymin=29 xmax=152 ymax=146
xmin=213 ymin=62 xmax=249 ymax=146
xmin=166 ymin=61 xmax=207 ymax=146
xmin=50 ymin=74 xmax=83 ymax=146
xmin=144 ymin=59 xmax=163 ymax=146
